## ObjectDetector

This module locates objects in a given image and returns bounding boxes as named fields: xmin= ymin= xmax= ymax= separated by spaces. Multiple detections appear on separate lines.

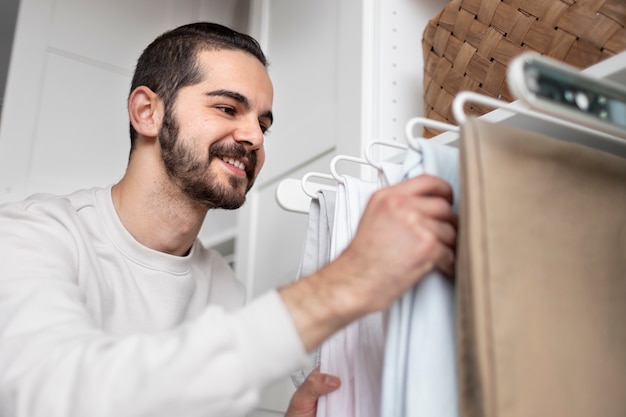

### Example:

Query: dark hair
xmin=128 ymin=22 xmax=268 ymax=148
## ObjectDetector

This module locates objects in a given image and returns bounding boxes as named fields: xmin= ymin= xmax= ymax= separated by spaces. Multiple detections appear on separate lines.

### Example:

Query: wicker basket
xmin=422 ymin=0 xmax=626 ymax=136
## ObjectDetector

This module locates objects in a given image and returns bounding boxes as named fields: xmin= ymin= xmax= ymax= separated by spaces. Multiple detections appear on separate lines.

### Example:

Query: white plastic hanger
xmin=364 ymin=140 xmax=408 ymax=171
xmin=452 ymin=91 xmax=626 ymax=157
xmin=275 ymin=115 xmax=468 ymax=214
xmin=453 ymin=91 xmax=626 ymax=142
xmin=405 ymin=116 xmax=459 ymax=140
xmin=452 ymin=91 xmax=522 ymax=125
xmin=329 ymin=154 xmax=377 ymax=184
xmin=301 ymin=172 xmax=337 ymax=199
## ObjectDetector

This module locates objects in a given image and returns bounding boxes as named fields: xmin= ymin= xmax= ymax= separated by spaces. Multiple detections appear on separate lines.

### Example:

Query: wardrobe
xmin=276 ymin=43 xmax=626 ymax=417
xmin=279 ymin=50 xmax=626 ymax=415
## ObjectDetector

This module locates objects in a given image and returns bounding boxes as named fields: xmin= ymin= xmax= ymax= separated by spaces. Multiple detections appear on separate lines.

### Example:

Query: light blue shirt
xmin=380 ymin=139 xmax=460 ymax=417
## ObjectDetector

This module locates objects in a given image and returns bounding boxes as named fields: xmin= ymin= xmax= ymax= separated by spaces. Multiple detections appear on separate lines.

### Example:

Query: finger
xmin=409 ymin=215 xmax=457 ymax=272
xmin=407 ymin=196 xmax=458 ymax=226
xmin=299 ymin=367 xmax=341 ymax=398
xmin=286 ymin=367 xmax=341 ymax=416
xmin=417 ymin=216 xmax=458 ymax=249
xmin=391 ymin=174 xmax=455 ymax=204
xmin=434 ymin=244 xmax=456 ymax=277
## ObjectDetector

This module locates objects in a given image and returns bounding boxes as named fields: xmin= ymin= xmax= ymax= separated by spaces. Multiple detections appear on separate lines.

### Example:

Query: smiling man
xmin=0 ymin=22 xmax=457 ymax=417
xmin=114 ymin=46 xmax=272 ymax=256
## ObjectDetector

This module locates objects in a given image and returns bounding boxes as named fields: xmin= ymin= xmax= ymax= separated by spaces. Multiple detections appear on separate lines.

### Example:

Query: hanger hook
xmin=301 ymin=172 xmax=336 ymax=199
xmin=330 ymin=155 xmax=375 ymax=183
xmin=364 ymin=140 xmax=408 ymax=171
xmin=405 ymin=117 xmax=459 ymax=141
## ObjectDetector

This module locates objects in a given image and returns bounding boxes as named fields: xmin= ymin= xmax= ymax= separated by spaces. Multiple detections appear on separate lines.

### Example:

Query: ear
xmin=128 ymin=86 xmax=164 ymax=138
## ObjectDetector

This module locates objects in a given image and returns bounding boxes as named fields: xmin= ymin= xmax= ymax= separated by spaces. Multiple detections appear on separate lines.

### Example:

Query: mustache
xmin=209 ymin=142 xmax=257 ymax=178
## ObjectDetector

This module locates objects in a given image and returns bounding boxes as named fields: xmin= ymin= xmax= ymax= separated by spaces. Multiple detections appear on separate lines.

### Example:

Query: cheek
xmin=255 ymin=149 xmax=266 ymax=174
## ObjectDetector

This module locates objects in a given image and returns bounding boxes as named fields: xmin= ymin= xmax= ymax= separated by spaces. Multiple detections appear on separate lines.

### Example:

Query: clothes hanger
xmin=329 ymin=154 xmax=377 ymax=184
xmin=363 ymin=117 xmax=459 ymax=173
xmin=275 ymin=152 xmax=376 ymax=213
xmin=363 ymin=140 xmax=408 ymax=171
xmin=452 ymin=91 xmax=626 ymax=157
xmin=405 ymin=117 xmax=459 ymax=141
xmin=301 ymin=172 xmax=337 ymax=199
xmin=278 ymin=154 xmax=377 ymax=213
xmin=452 ymin=91 xmax=523 ymax=125
xmin=335 ymin=117 xmax=462 ymax=187
xmin=276 ymin=117 xmax=463 ymax=214
xmin=453 ymin=91 xmax=626 ymax=142
xmin=363 ymin=140 xmax=412 ymax=187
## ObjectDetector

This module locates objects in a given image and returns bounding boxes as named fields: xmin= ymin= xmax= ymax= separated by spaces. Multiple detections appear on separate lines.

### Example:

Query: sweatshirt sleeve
xmin=0 ymin=201 xmax=309 ymax=417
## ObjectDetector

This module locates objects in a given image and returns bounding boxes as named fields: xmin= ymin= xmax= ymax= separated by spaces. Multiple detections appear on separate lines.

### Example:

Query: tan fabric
xmin=457 ymin=118 xmax=626 ymax=417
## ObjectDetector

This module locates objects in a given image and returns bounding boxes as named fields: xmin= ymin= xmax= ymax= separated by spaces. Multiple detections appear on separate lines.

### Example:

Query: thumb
xmin=285 ymin=367 xmax=341 ymax=417
xmin=302 ymin=367 xmax=341 ymax=397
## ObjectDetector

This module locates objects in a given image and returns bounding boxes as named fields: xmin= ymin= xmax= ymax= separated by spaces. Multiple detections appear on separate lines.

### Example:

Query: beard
xmin=158 ymin=108 xmax=257 ymax=209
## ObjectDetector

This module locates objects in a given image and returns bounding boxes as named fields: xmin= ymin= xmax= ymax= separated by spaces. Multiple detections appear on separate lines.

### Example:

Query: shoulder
xmin=0 ymin=187 xmax=102 ymax=221
xmin=0 ymin=187 xmax=105 ymax=261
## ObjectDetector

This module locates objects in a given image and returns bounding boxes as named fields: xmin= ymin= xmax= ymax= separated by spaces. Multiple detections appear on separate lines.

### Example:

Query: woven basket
xmin=422 ymin=0 xmax=626 ymax=137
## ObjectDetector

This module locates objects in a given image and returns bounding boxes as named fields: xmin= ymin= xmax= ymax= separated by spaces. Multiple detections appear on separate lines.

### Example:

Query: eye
xmin=216 ymin=105 xmax=236 ymax=116
xmin=259 ymin=117 xmax=272 ymax=135
xmin=260 ymin=123 xmax=270 ymax=135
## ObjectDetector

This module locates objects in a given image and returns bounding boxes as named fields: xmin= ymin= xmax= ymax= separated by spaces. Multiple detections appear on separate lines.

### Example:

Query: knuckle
xmin=373 ymin=187 xmax=397 ymax=203
xmin=417 ymin=229 xmax=439 ymax=253
xmin=433 ymin=197 xmax=451 ymax=214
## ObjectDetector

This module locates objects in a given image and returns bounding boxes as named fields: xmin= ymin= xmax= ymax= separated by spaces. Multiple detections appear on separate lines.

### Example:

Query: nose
xmin=234 ymin=116 xmax=265 ymax=150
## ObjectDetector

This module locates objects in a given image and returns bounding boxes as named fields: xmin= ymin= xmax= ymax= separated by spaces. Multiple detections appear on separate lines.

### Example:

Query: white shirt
xmin=0 ymin=186 xmax=307 ymax=417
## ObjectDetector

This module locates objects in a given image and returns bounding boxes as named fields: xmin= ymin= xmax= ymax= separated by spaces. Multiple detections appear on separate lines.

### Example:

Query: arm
xmin=279 ymin=174 xmax=457 ymax=351
xmin=0 ymin=200 xmax=308 ymax=417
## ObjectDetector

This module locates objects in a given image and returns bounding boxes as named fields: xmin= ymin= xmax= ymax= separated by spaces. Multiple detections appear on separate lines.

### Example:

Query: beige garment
xmin=457 ymin=118 xmax=626 ymax=417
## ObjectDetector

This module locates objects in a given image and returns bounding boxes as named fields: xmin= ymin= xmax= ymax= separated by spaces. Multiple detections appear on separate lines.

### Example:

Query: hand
xmin=285 ymin=367 xmax=341 ymax=417
xmin=337 ymin=174 xmax=457 ymax=311
xmin=279 ymin=174 xmax=457 ymax=351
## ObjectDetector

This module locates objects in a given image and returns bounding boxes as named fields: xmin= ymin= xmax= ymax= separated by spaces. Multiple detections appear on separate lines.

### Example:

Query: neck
xmin=111 ymin=150 xmax=208 ymax=257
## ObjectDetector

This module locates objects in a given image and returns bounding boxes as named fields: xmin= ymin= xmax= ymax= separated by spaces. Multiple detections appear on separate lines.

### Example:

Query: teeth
xmin=222 ymin=157 xmax=245 ymax=170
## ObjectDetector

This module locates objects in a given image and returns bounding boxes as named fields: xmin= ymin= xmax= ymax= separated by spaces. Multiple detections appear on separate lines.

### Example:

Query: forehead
xmin=193 ymin=49 xmax=273 ymax=103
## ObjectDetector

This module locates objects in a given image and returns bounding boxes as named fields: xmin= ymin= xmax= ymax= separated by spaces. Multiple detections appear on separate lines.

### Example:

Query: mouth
xmin=210 ymin=142 xmax=257 ymax=181
xmin=220 ymin=156 xmax=246 ymax=171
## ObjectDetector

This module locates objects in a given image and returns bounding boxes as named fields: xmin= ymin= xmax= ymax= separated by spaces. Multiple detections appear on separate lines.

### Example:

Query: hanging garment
xmin=291 ymin=189 xmax=337 ymax=388
xmin=457 ymin=118 xmax=626 ymax=417
xmin=317 ymin=175 xmax=385 ymax=417
xmin=380 ymin=139 xmax=460 ymax=417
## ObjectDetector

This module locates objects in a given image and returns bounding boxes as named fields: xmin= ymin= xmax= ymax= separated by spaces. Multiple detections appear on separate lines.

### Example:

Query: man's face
xmin=159 ymin=49 xmax=273 ymax=209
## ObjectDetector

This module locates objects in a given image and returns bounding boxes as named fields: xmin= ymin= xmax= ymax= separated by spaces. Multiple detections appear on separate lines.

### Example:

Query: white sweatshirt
xmin=0 ymin=187 xmax=307 ymax=417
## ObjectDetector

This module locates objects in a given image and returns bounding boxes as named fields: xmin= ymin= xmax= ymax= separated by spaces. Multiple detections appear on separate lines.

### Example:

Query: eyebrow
xmin=206 ymin=89 xmax=274 ymax=125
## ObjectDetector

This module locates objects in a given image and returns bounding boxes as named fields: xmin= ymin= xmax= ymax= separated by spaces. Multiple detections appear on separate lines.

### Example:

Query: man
xmin=0 ymin=22 xmax=456 ymax=417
